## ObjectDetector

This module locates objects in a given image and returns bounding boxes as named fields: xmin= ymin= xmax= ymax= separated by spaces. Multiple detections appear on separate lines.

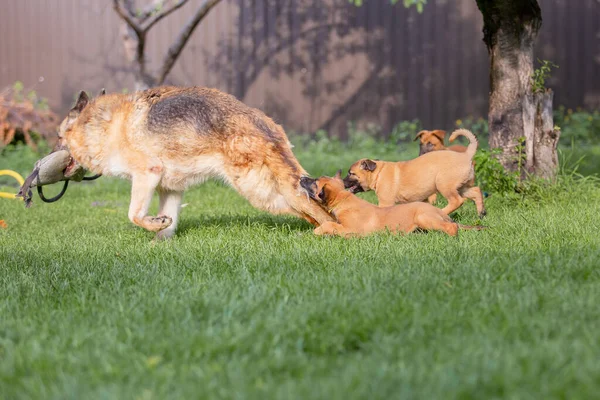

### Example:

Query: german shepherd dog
xmin=56 ymin=87 xmax=333 ymax=239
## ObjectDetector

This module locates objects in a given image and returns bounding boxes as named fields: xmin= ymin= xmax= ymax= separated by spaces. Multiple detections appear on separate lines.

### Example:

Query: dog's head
xmin=300 ymin=170 xmax=345 ymax=206
xmin=54 ymin=89 xmax=106 ymax=176
xmin=343 ymin=158 xmax=378 ymax=194
xmin=414 ymin=130 xmax=447 ymax=155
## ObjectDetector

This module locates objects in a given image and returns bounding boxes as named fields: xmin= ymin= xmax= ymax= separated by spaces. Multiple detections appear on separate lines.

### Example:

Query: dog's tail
xmin=449 ymin=129 xmax=478 ymax=159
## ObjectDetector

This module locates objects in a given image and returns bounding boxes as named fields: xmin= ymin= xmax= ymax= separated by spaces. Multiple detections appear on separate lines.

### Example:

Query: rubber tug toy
xmin=16 ymin=149 xmax=101 ymax=208
xmin=0 ymin=169 xmax=25 ymax=199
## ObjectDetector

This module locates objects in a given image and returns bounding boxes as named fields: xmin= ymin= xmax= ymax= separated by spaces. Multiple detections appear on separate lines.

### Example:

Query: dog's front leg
xmin=128 ymin=172 xmax=172 ymax=233
xmin=155 ymin=189 xmax=183 ymax=240
xmin=314 ymin=221 xmax=350 ymax=237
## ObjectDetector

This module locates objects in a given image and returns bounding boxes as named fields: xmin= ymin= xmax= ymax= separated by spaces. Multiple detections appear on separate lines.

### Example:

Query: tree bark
xmin=476 ymin=0 xmax=559 ymax=178
xmin=523 ymin=90 xmax=560 ymax=178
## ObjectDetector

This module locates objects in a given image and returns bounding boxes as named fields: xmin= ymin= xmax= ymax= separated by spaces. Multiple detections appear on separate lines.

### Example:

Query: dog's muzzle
xmin=343 ymin=176 xmax=363 ymax=194
xmin=300 ymin=176 xmax=315 ymax=191
xmin=419 ymin=143 xmax=434 ymax=156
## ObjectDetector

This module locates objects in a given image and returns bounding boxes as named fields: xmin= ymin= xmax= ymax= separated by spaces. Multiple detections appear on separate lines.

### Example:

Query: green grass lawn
xmin=1 ymin=142 xmax=600 ymax=399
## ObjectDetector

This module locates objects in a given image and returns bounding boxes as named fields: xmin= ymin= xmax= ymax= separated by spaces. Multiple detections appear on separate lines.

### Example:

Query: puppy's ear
xmin=432 ymin=130 xmax=446 ymax=141
xmin=414 ymin=130 xmax=428 ymax=141
xmin=98 ymin=88 xmax=106 ymax=96
xmin=360 ymin=159 xmax=377 ymax=172
xmin=71 ymin=91 xmax=89 ymax=113
xmin=334 ymin=169 xmax=342 ymax=180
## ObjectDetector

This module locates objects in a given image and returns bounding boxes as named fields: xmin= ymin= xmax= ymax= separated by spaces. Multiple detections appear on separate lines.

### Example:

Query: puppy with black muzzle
xmin=343 ymin=129 xmax=486 ymax=217
xmin=300 ymin=171 xmax=483 ymax=237
xmin=414 ymin=129 xmax=468 ymax=156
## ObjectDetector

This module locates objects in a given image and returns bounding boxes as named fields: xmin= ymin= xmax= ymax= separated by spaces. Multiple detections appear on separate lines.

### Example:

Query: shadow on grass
xmin=177 ymin=213 xmax=314 ymax=236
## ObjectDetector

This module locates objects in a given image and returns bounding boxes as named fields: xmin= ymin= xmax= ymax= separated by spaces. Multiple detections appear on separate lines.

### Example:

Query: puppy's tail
xmin=449 ymin=129 xmax=478 ymax=159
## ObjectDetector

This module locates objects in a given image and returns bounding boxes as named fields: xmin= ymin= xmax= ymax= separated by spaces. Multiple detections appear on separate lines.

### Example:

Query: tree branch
xmin=112 ymin=0 xmax=143 ymax=36
xmin=138 ymin=0 xmax=172 ymax=21
xmin=141 ymin=0 xmax=190 ymax=32
xmin=157 ymin=0 xmax=222 ymax=84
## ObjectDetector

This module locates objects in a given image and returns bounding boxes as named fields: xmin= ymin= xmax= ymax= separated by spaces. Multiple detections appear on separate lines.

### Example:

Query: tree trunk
xmin=119 ymin=24 xmax=156 ymax=91
xmin=476 ymin=0 xmax=559 ymax=178
xmin=523 ymin=90 xmax=560 ymax=178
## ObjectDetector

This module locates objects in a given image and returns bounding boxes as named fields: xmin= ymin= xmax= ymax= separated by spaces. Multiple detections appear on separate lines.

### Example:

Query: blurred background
xmin=1 ymin=0 xmax=598 ymax=136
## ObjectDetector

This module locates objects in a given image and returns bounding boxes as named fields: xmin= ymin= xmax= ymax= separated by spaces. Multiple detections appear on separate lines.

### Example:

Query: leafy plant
xmin=348 ymin=0 xmax=427 ymax=13
xmin=554 ymin=106 xmax=600 ymax=145
xmin=0 ymin=82 xmax=58 ymax=149
xmin=531 ymin=59 xmax=558 ymax=93
xmin=473 ymin=148 xmax=520 ymax=195
xmin=455 ymin=116 xmax=488 ymax=138
xmin=388 ymin=119 xmax=422 ymax=144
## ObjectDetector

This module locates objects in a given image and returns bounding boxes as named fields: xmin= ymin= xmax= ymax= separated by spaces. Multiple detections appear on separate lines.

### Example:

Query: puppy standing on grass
xmin=300 ymin=171 xmax=483 ymax=237
xmin=413 ymin=129 xmax=474 ymax=204
xmin=343 ymin=129 xmax=486 ymax=218
xmin=54 ymin=87 xmax=334 ymax=239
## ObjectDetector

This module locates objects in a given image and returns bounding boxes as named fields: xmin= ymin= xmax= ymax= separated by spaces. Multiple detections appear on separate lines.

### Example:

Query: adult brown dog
xmin=55 ymin=87 xmax=333 ymax=239
xmin=414 ymin=129 xmax=467 ymax=156
xmin=343 ymin=129 xmax=486 ymax=217
xmin=300 ymin=172 xmax=482 ymax=237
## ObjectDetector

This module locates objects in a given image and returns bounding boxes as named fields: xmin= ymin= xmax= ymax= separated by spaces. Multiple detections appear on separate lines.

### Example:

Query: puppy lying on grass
xmin=343 ymin=129 xmax=486 ymax=218
xmin=299 ymin=171 xmax=483 ymax=237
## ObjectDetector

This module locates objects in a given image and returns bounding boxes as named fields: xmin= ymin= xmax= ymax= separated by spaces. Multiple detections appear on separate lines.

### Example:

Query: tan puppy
xmin=343 ymin=129 xmax=486 ymax=217
xmin=414 ymin=129 xmax=467 ymax=156
xmin=414 ymin=129 xmax=472 ymax=204
xmin=299 ymin=172 xmax=482 ymax=237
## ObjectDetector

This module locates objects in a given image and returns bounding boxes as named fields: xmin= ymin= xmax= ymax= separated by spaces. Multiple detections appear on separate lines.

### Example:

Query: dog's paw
xmin=143 ymin=215 xmax=173 ymax=232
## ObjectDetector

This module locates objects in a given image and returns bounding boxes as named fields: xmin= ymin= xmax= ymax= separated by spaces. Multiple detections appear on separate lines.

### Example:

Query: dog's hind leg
xmin=439 ymin=190 xmax=464 ymax=216
xmin=415 ymin=213 xmax=459 ymax=236
xmin=128 ymin=173 xmax=172 ymax=233
xmin=155 ymin=189 xmax=183 ymax=240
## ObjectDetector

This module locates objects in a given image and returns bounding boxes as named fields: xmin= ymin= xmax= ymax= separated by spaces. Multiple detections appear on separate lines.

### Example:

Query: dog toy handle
xmin=0 ymin=169 xmax=25 ymax=199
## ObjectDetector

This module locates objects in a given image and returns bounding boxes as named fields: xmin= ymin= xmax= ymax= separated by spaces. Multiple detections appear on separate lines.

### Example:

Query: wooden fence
xmin=1 ymin=0 xmax=598 ymax=135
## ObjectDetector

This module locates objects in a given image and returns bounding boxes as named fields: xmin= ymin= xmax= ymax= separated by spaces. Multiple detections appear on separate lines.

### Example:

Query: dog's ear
xmin=71 ymin=91 xmax=89 ymax=114
xmin=432 ymin=130 xmax=446 ymax=141
xmin=98 ymin=88 xmax=106 ymax=96
xmin=414 ymin=130 xmax=428 ymax=141
xmin=334 ymin=169 xmax=342 ymax=180
xmin=360 ymin=159 xmax=377 ymax=172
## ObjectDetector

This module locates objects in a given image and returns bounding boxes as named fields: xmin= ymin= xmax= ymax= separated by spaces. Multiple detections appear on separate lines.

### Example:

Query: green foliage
xmin=349 ymin=0 xmax=427 ymax=12
xmin=554 ymin=106 xmax=600 ymax=145
xmin=388 ymin=119 xmax=422 ymax=144
xmin=531 ymin=59 xmax=558 ymax=93
xmin=11 ymin=81 xmax=49 ymax=110
xmin=455 ymin=116 xmax=489 ymax=138
xmin=473 ymin=148 xmax=520 ymax=195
